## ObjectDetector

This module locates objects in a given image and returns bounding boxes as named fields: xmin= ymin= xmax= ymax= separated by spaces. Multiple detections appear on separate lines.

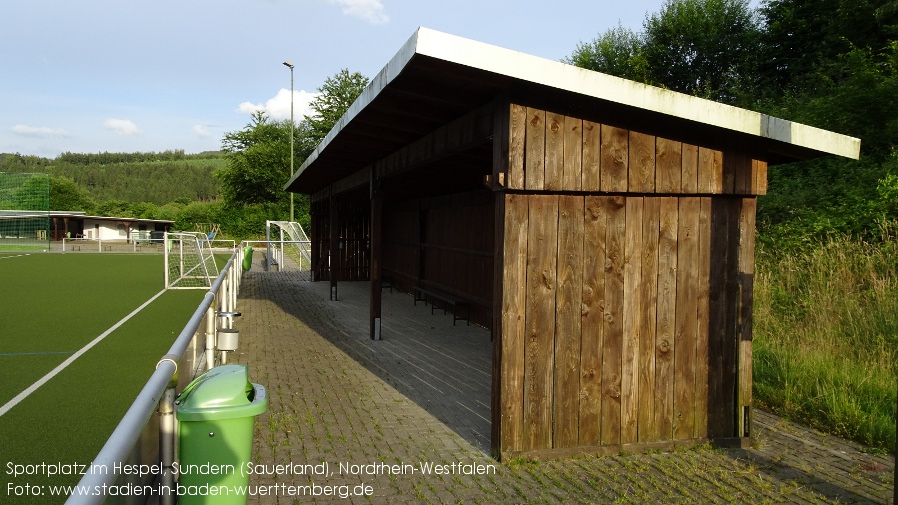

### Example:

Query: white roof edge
xmin=288 ymin=28 xmax=423 ymax=189
xmin=413 ymin=28 xmax=860 ymax=160
xmin=287 ymin=27 xmax=860 ymax=190
xmin=81 ymin=215 xmax=174 ymax=223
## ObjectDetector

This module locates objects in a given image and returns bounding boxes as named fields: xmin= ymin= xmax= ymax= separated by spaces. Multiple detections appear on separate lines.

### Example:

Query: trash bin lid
xmin=176 ymin=364 xmax=268 ymax=421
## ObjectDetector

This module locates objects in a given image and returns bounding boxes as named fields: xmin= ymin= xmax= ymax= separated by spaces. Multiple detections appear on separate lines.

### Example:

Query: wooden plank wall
xmin=382 ymin=192 xmax=495 ymax=326
xmin=505 ymin=105 xmax=767 ymax=196
xmin=497 ymin=103 xmax=762 ymax=456
xmin=309 ymin=200 xmax=371 ymax=281
xmin=499 ymin=193 xmax=754 ymax=454
xmin=422 ymin=201 xmax=494 ymax=306
xmin=382 ymin=204 xmax=420 ymax=290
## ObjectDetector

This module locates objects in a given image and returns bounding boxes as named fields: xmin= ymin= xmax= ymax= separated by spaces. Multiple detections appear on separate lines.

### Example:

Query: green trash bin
xmin=241 ymin=245 xmax=253 ymax=271
xmin=176 ymin=365 xmax=268 ymax=504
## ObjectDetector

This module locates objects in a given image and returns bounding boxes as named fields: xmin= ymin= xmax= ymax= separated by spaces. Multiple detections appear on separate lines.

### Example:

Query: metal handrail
xmin=66 ymin=251 xmax=240 ymax=504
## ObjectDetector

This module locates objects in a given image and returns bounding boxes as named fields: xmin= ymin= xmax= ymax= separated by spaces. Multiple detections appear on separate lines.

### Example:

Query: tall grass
xmin=753 ymin=224 xmax=898 ymax=452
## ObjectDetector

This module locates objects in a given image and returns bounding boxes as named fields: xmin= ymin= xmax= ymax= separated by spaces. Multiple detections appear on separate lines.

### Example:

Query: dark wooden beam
xmin=311 ymin=102 xmax=496 ymax=203
xmin=329 ymin=192 xmax=339 ymax=301
xmin=370 ymin=168 xmax=383 ymax=340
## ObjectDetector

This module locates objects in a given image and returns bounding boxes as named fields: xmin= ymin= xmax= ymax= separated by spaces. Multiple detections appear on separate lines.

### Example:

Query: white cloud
xmin=192 ymin=125 xmax=211 ymax=138
xmin=236 ymin=101 xmax=265 ymax=116
xmin=329 ymin=0 xmax=389 ymax=24
xmin=11 ymin=125 xmax=72 ymax=138
xmin=236 ymin=89 xmax=318 ymax=121
xmin=103 ymin=118 xmax=142 ymax=136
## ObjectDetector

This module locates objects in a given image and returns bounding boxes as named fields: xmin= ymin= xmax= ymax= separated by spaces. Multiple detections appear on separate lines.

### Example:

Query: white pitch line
xmin=0 ymin=289 xmax=167 ymax=418
xmin=0 ymin=253 xmax=31 ymax=260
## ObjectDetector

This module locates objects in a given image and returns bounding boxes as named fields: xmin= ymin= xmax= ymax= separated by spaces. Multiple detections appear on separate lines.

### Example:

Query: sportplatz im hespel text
xmin=6 ymin=459 xmax=497 ymax=479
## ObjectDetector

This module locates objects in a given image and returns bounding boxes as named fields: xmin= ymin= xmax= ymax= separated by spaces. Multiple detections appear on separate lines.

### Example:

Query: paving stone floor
xmin=233 ymin=271 xmax=895 ymax=504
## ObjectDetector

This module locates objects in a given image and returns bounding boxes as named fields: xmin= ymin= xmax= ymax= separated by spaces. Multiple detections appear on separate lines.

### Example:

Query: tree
xmin=564 ymin=24 xmax=650 ymax=83
xmin=303 ymin=69 xmax=369 ymax=152
xmin=217 ymin=69 xmax=369 ymax=210
xmin=641 ymin=0 xmax=761 ymax=103
xmin=758 ymin=0 xmax=898 ymax=95
xmin=218 ymin=110 xmax=294 ymax=207
xmin=49 ymin=176 xmax=95 ymax=212
xmin=566 ymin=0 xmax=761 ymax=104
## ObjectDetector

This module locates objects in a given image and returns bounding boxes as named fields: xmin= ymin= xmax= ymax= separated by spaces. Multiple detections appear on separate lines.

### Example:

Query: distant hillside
xmin=0 ymin=151 xmax=224 ymax=205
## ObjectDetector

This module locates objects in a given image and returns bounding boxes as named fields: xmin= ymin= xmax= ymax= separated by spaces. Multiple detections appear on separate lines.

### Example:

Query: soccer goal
xmin=164 ymin=231 xmax=220 ymax=289
xmin=265 ymin=220 xmax=312 ymax=279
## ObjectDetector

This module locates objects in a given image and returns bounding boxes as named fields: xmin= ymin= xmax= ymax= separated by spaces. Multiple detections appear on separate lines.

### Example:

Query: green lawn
xmin=0 ymin=254 xmax=206 ymax=502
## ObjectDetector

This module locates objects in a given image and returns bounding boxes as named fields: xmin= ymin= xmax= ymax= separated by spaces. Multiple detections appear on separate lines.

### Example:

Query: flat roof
xmin=0 ymin=211 xmax=174 ymax=225
xmin=78 ymin=215 xmax=174 ymax=224
xmin=286 ymin=27 xmax=861 ymax=195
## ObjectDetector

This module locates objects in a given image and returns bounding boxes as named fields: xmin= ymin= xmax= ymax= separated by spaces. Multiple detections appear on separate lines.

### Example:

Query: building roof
xmin=285 ymin=27 xmax=861 ymax=195
xmin=78 ymin=214 xmax=174 ymax=224
xmin=1 ymin=210 xmax=173 ymax=223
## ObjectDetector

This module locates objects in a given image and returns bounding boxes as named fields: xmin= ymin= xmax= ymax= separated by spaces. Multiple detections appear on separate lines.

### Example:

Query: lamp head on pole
xmin=283 ymin=61 xmax=294 ymax=69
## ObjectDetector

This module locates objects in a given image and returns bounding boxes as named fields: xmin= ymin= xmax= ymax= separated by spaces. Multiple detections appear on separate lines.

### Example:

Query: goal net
xmin=0 ymin=172 xmax=50 ymax=252
xmin=164 ymin=232 xmax=220 ymax=289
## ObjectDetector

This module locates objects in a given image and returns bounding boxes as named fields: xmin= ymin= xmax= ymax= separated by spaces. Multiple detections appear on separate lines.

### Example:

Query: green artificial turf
xmin=0 ymin=254 xmax=207 ymax=503
xmin=0 ymin=254 xmax=166 ymax=405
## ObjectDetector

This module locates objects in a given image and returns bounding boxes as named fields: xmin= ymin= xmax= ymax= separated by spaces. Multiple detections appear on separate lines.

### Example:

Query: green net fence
xmin=0 ymin=172 xmax=50 ymax=251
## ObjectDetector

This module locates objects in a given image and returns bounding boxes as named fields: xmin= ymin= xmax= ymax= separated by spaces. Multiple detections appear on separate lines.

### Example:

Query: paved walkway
xmin=234 ymin=271 xmax=895 ymax=504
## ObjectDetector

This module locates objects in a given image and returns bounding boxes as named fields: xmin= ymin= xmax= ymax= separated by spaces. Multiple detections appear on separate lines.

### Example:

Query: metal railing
xmin=61 ymin=237 xmax=236 ymax=254
xmin=66 ymin=245 xmax=244 ymax=505
xmin=62 ymin=237 xmax=151 ymax=253
xmin=243 ymin=239 xmax=312 ymax=279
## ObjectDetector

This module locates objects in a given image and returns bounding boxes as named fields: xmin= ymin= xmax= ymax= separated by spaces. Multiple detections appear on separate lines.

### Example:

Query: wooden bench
xmin=413 ymin=285 xmax=470 ymax=326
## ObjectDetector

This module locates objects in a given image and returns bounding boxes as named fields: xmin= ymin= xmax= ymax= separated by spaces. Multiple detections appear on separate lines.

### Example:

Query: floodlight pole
xmin=283 ymin=60 xmax=295 ymax=223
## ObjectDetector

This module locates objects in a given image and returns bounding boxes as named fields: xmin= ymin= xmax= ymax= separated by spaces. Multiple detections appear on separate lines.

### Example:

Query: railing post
xmin=158 ymin=386 xmax=176 ymax=505
xmin=265 ymin=221 xmax=272 ymax=272
xmin=205 ymin=302 xmax=216 ymax=371
xmin=229 ymin=262 xmax=235 ymax=308
xmin=217 ymin=276 xmax=229 ymax=365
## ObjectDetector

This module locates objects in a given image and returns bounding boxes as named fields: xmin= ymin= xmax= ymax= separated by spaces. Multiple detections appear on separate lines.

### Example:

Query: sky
xmin=1 ymin=1 xmax=756 ymax=158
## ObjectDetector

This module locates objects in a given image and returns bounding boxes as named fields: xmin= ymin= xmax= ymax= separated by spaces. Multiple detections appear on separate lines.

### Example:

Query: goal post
xmin=164 ymin=232 xmax=220 ymax=289
xmin=265 ymin=220 xmax=312 ymax=278
xmin=0 ymin=172 xmax=50 ymax=252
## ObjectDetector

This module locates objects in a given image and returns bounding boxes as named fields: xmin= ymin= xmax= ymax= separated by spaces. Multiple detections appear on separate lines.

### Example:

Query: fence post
xmin=265 ymin=221 xmax=272 ymax=272
xmin=163 ymin=233 xmax=170 ymax=289
xmin=158 ymin=386 xmax=176 ymax=505
xmin=205 ymin=303 xmax=216 ymax=371
xmin=217 ymin=276 xmax=229 ymax=365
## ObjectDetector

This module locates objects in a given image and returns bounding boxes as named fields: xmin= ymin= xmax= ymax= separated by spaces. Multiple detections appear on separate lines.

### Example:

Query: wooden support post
xmin=736 ymin=198 xmax=757 ymax=438
xmin=490 ymin=191 xmax=506 ymax=457
xmin=329 ymin=193 xmax=339 ymax=301
xmin=370 ymin=173 xmax=383 ymax=340
xmin=310 ymin=203 xmax=320 ymax=281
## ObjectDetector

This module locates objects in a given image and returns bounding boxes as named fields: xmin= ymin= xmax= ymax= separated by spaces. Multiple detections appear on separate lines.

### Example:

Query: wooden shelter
xmin=285 ymin=28 xmax=860 ymax=459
